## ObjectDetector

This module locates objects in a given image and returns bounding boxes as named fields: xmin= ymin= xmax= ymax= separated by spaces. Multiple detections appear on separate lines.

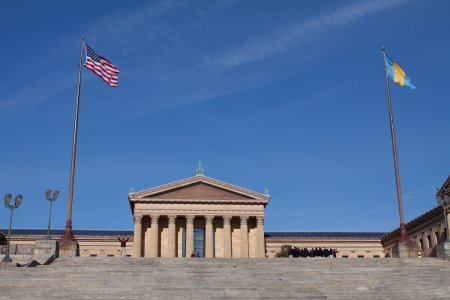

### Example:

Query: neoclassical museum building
xmin=129 ymin=169 xmax=268 ymax=258
xmin=1 ymin=170 xmax=449 ymax=259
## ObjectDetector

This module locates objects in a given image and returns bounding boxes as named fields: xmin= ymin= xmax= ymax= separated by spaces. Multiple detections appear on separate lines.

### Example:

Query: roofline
xmin=129 ymin=175 xmax=270 ymax=200
xmin=381 ymin=205 xmax=443 ymax=243
xmin=2 ymin=228 xmax=385 ymax=240
xmin=131 ymin=198 xmax=267 ymax=205
xmin=128 ymin=175 xmax=270 ymax=215
xmin=1 ymin=228 xmax=134 ymax=232
xmin=265 ymin=231 xmax=387 ymax=233
xmin=265 ymin=237 xmax=383 ymax=241
xmin=265 ymin=231 xmax=386 ymax=240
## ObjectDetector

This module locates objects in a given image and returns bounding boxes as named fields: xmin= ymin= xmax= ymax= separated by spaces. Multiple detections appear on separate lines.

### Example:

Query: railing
xmin=0 ymin=244 xmax=34 ymax=255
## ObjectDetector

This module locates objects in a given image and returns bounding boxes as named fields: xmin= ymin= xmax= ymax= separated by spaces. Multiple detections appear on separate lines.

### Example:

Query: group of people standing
xmin=289 ymin=247 xmax=337 ymax=258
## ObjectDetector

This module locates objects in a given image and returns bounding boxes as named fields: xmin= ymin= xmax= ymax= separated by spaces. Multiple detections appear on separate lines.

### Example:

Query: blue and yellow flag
xmin=384 ymin=55 xmax=416 ymax=90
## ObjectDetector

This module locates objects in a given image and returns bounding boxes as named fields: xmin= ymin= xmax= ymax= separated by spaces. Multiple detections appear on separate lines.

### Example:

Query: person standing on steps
xmin=118 ymin=235 xmax=129 ymax=257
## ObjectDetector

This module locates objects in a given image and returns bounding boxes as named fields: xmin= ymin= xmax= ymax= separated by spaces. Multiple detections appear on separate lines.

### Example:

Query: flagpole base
xmin=392 ymin=241 xmax=418 ymax=258
xmin=59 ymin=221 xmax=78 ymax=257
xmin=60 ymin=220 xmax=75 ymax=242
xmin=398 ymin=223 xmax=409 ymax=243
xmin=59 ymin=240 xmax=79 ymax=257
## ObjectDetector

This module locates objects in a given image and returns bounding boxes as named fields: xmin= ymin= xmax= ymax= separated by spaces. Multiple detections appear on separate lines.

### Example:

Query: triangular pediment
xmin=145 ymin=182 xmax=254 ymax=200
xmin=437 ymin=175 xmax=450 ymax=197
xmin=129 ymin=175 xmax=269 ymax=202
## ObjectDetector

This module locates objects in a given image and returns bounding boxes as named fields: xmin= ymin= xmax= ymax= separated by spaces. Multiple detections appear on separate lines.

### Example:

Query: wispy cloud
xmin=404 ymin=189 xmax=432 ymax=201
xmin=125 ymin=0 xmax=413 ymax=114
xmin=0 ymin=1 xmax=187 ymax=123
xmin=0 ymin=1 xmax=235 ymax=119
xmin=1 ymin=0 xmax=412 ymax=124
xmin=211 ymin=0 xmax=411 ymax=67
xmin=198 ymin=80 xmax=356 ymax=123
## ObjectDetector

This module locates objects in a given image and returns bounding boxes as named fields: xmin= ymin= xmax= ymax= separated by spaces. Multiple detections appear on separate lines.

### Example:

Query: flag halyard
xmin=84 ymin=43 xmax=119 ymax=87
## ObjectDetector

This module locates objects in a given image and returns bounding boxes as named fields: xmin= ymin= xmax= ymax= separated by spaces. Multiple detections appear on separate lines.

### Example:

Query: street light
xmin=1 ymin=193 xmax=23 ymax=263
xmin=436 ymin=194 xmax=450 ymax=243
xmin=45 ymin=189 xmax=59 ymax=240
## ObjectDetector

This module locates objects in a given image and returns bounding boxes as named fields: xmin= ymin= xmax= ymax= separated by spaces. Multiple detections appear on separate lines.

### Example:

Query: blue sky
xmin=1 ymin=0 xmax=449 ymax=233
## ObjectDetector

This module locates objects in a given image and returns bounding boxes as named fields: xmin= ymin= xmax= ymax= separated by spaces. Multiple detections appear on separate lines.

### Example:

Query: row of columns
xmin=133 ymin=215 xmax=265 ymax=258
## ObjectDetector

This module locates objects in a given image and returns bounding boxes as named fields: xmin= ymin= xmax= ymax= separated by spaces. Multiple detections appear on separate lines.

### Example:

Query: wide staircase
xmin=1 ymin=257 xmax=450 ymax=299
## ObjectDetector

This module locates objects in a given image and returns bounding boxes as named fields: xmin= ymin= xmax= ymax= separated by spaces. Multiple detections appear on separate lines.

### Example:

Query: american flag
xmin=84 ymin=43 xmax=119 ymax=87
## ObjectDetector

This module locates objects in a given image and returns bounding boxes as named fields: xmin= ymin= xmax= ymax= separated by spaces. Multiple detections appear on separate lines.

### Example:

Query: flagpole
xmin=61 ymin=36 xmax=84 ymax=242
xmin=382 ymin=47 xmax=409 ymax=243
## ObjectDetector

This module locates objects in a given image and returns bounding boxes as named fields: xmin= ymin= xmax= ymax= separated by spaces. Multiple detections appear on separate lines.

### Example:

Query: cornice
xmin=381 ymin=206 xmax=444 ymax=245
xmin=131 ymin=198 xmax=267 ymax=205
xmin=134 ymin=207 xmax=265 ymax=215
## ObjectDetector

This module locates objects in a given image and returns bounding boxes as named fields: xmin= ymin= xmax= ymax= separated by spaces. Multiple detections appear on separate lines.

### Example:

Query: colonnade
xmin=133 ymin=215 xmax=265 ymax=258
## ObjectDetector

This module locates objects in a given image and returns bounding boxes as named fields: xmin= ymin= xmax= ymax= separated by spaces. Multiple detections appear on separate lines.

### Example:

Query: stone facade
xmin=0 ymin=174 xmax=388 ymax=258
xmin=2 ymin=230 xmax=387 ymax=258
xmin=5 ymin=174 xmax=449 ymax=259
xmin=3 ymin=230 xmax=134 ymax=257
xmin=382 ymin=175 xmax=450 ymax=258
xmin=128 ymin=174 xmax=269 ymax=258
xmin=382 ymin=206 xmax=448 ymax=257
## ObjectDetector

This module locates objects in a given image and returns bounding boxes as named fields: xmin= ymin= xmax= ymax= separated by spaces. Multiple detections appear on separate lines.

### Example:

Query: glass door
xmin=182 ymin=227 xmax=205 ymax=257
xmin=194 ymin=227 xmax=205 ymax=257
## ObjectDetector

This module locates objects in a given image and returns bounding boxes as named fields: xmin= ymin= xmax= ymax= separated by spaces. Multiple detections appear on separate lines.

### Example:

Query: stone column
xmin=240 ymin=216 xmax=249 ymax=258
xmin=133 ymin=215 xmax=143 ymax=257
xmin=446 ymin=208 xmax=450 ymax=240
xmin=186 ymin=216 xmax=194 ymax=257
xmin=168 ymin=215 xmax=177 ymax=257
xmin=205 ymin=216 xmax=214 ymax=258
xmin=223 ymin=216 xmax=232 ymax=258
xmin=256 ymin=216 xmax=265 ymax=258
xmin=150 ymin=215 xmax=159 ymax=257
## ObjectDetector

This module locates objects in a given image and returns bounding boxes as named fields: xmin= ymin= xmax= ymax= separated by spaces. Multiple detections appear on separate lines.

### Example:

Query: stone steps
xmin=1 ymin=258 xmax=450 ymax=299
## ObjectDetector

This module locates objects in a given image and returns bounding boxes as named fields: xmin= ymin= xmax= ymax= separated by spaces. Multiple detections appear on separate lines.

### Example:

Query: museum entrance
xmin=193 ymin=228 xmax=205 ymax=257
xmin=182 ymin=227 xmax=205 ymax=257
xmin=182 ymin=227 xmax=215 ymax=257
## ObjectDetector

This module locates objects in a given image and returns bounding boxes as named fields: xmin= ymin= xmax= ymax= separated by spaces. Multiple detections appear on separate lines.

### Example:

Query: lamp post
xmin=45 ymin=190 xmax=59 ymax=240
xmin=436 ymin=194 xmax=450 ymax=243
xmin=1 ymin=193 xmax=23 ymax=263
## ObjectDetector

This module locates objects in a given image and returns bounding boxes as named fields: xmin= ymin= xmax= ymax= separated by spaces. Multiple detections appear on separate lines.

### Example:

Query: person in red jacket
xmin=118 ymin=236 xmax=129 ymax=257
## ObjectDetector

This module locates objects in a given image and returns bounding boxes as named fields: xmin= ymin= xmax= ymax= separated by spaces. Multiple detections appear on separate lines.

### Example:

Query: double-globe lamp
xmin=45 ymin=189 xmax=59 ymax=240
xmin=1 ymin=194 xmax=23 ymax=263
